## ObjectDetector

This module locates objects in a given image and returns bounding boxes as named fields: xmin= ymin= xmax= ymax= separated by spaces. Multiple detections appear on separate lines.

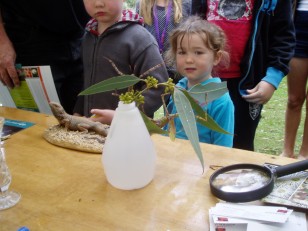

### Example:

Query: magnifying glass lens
xmin=211 ymin=160 xmax=308 ymax=202
xmin=212 ymin=168 xmax=271 ymax=193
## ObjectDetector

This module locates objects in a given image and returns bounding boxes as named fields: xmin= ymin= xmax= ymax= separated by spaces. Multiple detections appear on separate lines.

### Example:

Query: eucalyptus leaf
xmin=180 ymin=89 xmax=230 ymax=134
xmin=189 ymin=81 xmax=228 ymax=104
xmin=140 ymin=111 xmax=168 ymax=135
xmin=174 ymin=88 xmax=204 ymax=171
xmin=79 ymin=75 xmax=141 ymax=95
xmin=196 ymin=116 xmax=232 ymax=135
xmin=179 ymin=88 xmax=206 ymax=119
xmin=168 ymin=118 xmax=176 ymax=141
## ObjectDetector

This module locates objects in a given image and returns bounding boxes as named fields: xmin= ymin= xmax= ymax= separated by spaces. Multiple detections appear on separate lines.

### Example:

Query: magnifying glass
xmin=209 ymin=159 xmax=308 ymax=203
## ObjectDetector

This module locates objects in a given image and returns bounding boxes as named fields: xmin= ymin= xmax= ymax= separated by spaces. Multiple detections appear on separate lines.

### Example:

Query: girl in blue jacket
xmin=164 ymin=16 xmax=234 ymax=147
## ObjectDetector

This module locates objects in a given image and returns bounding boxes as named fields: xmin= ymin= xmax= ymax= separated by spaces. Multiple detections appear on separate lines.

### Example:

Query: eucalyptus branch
xmin=79 ymin=62 xmax=230 ymax=172
xmin=119 ymin=76 xmax=175 ymax=107
xmin=196 ymin=114 xmax=208 ymax=122
xmin=104 ymin=57 xmax=124 ymax=76
xmin=139 ymin=63 xmax=163 ymax=79
xmin=161 ymin=93 xmax=170 ymax=116
xmin=151 ymin=113 xmax=178 ymax=128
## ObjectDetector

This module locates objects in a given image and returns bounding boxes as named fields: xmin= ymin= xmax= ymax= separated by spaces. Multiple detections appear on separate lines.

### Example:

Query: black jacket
xmin=192 ymin=0 xmax=295 ymax=93
xmin=0 ymin=0 xmax=89 ymax=37
xmin=0 ymin=0 xmax=90 ymax=64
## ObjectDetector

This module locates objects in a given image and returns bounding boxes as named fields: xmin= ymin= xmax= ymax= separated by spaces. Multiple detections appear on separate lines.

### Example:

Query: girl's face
xmin=176 ymin=33 xmax=221 ymax=87
xmin=83 ymin=0 xmax=124 ymax=26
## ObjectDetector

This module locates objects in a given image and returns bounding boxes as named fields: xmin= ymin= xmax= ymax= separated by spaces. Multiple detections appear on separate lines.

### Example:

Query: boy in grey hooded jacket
xmin=74 ymin=1 xmax=169 ymax=123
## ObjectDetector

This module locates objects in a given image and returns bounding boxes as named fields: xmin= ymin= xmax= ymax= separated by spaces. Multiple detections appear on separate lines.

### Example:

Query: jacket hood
xmin=86 ymin=9 xmax=144 ymax=35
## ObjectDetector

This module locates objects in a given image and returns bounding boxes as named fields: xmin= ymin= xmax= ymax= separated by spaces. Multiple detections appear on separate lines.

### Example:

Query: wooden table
xmin=0 ymin=107 xmax=304 ymax=230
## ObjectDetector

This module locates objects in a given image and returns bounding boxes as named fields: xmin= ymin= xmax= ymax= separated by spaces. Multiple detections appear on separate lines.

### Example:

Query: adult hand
xmin=0 ymin=36 xmax=19 ymax=88
xmin=242 ymin=81 xmax=275 ymax=105
xmin=90 ymin=109 xmax=115 ymax=125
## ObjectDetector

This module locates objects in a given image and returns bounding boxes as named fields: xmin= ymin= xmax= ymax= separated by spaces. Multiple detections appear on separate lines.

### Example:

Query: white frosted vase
xmin=102 ymin=101 xmax=156 ymax=190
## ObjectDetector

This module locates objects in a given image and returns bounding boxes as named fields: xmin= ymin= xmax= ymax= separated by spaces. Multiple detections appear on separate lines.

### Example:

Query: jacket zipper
xmin=238 ymin=0 xmax=265 ymax=96
xmin=87 ymin=35 xmax=98 ymax=113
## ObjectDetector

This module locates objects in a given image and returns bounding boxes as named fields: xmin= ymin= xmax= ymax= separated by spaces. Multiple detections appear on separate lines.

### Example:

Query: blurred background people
xmin=191 ymin=0 xmax=295 ymax=151
xmin=75 ymin=0 xmax=169 ymax=124
xmin=0 ymin=0 xmax=90 ymax=113
xmin=136 ymin=0 xmax=191 ymax=83
xmin=282 ymin=0 xmax=308 ymax=159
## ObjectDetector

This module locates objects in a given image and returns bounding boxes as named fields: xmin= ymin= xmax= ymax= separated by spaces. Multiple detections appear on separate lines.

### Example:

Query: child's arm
xmin=90 ymin=109 xmax=115 ymax=125
xmin=243 ymin=67 xmax=283 ymax=104
xmin=242 ymin=81 xmax=275 ymax=105
xmin=211 ymin=94 xmax=234 ymax=148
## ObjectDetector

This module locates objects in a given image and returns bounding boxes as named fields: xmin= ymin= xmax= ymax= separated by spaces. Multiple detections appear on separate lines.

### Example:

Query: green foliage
xmin=79 ymin=75 xmax=141 ymax=95
xmin=189 ymin=81 xmax=228 ymax=104
xmin=124 ymin=0 xmax=136 ymax=9
xmin=173 ymin=88 xmax=204 ymax=170
xmin=180 ymin=89 xmax=230 ymax=135
xmin=80 ymin=75 xmax=230 ymax=171
xmin=140 ymin=111 xmax=168 ymax=135
xmin=153 ymin=78 xmax=304 ymax=157
xmin=119 ymin=89 xmax=145 ymax=105
xmin=254 ymin=78 xmax=305 ymax=156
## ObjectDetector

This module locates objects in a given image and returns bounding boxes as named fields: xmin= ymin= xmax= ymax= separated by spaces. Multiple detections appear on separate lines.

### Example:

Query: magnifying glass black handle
xmin=274 ymin=159 xmax=308 ymax=177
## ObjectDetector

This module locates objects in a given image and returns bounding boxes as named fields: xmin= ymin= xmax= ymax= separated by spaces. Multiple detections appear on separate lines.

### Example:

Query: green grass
xmin=255 ymin=78 xmax=305 ymax=155
xmin=154 ymin=78 xmax=306 ymax=156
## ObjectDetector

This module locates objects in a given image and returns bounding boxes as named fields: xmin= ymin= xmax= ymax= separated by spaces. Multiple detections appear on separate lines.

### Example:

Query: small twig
xmin=161 ymin=93 xmax=170 ymax=116
xmin=151 ymin=114 xmax=177 ymax=128
xmin=209 ymin=165 xmax=224 ymax=170
xmin=104 ymin=57 xmax=124 ymax=76
xmin=196 ymin=114 xmax=208 ymax=122
xmin=139 ymin=63 xmax=163 ymax=79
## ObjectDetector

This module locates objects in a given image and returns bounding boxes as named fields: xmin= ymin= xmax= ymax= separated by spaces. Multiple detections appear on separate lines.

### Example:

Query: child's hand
xmin=90 ymin=109 xmax=115 ymax=125
xmin=242 ymin=81 xmax=275 ymax=105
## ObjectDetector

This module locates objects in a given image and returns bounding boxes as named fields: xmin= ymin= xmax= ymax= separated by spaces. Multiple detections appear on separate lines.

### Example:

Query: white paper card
xmin=209 ymin=203 xmax=307 ymax=231
xmin=211 ymin=203 xmax=293 ymax=223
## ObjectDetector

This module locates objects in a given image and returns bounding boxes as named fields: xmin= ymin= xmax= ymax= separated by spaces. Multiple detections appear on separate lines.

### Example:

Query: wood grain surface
xmin=0 ymin=106 xmax=304 ymax=231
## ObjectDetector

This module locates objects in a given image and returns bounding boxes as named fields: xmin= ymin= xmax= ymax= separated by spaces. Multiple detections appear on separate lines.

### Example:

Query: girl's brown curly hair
xmin=164 ymin=16 xmax=230 ymax=76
